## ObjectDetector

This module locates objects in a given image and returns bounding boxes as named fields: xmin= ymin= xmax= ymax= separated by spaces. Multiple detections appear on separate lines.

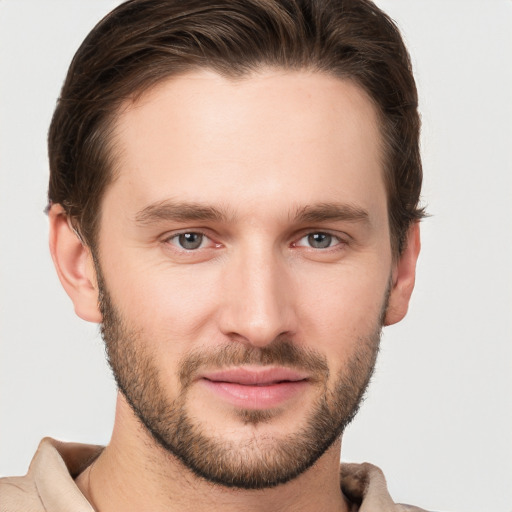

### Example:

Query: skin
xmin=49 ymin=69 xmax=420 ymax=512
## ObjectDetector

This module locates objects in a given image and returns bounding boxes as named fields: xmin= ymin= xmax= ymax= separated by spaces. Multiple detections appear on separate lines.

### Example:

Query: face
xmin=95 ymin=70 xmax=394 ymax=488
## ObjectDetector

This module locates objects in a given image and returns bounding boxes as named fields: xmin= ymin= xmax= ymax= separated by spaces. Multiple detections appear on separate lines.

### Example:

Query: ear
xmin=384 ymin=222 xmax=421 ymax=326
xmin=48 ymin=204 xmax=102 ymax=323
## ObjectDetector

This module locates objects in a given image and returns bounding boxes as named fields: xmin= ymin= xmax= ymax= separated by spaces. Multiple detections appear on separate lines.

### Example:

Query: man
xmin=0 ymin=0 xmax=426 ymax=510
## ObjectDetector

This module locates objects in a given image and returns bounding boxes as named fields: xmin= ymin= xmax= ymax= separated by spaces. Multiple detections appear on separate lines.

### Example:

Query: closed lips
xmin=200 ymin=367 xmax=310 ymax=386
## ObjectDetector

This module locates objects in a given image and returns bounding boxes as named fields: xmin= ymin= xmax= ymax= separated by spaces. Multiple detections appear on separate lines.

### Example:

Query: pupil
xmin=179 ymin=233 xmax=202 ymax=250
xmin=308 ymin=233 xmax=331 ymax=248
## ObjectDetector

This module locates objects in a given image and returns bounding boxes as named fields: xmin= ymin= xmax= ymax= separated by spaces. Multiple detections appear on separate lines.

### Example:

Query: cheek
xmin=295 ymin=265 xmax=388 ymax=356
xmin=101 ymin=259 xmax=223 ymax=392
xmin=103 ymin=255 xmax=221 ymax=344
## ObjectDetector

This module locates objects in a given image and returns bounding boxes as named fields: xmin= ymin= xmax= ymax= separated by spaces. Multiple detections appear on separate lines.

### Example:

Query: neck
xmin=76 ymin=394 xmax=350 ymax=512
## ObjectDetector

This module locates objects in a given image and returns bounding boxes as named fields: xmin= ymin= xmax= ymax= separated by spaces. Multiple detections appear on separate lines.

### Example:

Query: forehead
xmin=106 ymin=69 xmax=386 ymax=225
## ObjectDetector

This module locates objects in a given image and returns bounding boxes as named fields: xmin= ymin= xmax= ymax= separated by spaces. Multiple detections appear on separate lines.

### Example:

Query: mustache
xmin=178 ymin=338 xmax=330 ymax=388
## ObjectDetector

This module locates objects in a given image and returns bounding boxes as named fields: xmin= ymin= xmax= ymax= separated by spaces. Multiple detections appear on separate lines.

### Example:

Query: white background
xmin=0 ymin=1 xmax=511 ymax=511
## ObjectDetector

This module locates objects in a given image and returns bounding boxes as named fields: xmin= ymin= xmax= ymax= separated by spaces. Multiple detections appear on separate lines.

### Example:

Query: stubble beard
xmin=97 ymin=268 xmax=385 ymax=490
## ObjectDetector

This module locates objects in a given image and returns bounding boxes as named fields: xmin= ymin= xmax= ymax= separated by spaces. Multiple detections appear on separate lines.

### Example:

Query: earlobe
xmin=48 ymin=204 xmax=102 ymax=323
xmin=384 ymin=222 xmax=421 ymax=326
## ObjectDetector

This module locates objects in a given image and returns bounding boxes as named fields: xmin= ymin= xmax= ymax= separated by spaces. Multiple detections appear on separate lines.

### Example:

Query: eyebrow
xmin=134 ymin=200 xmax=370 ymax=227
xmin=292 ymin=202 xmax=371 ymax=225
xmin=135 ymin=200 xmax=230 ymax=225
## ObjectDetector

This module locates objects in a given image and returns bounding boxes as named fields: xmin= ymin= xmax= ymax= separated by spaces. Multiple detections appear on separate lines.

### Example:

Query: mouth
xmin=198 ymin=366 xmax=310 ymax=409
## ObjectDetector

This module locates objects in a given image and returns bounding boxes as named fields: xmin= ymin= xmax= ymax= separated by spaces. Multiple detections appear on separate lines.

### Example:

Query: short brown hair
xmin=48 ymin=0 xmax=425 ymax=256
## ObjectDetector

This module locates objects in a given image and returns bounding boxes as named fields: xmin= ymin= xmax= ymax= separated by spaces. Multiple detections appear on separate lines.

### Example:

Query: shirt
xmin=0 ymin=438 xmax=427 ymax=511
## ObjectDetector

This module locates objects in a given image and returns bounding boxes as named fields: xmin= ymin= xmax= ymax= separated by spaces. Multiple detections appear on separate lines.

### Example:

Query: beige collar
xmin=1 ymin=438 xmax=426 ymax=512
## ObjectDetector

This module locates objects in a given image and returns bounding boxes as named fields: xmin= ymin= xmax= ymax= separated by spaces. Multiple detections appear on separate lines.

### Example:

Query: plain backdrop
xmin=0 ymin=1 xmax=511 ymax=511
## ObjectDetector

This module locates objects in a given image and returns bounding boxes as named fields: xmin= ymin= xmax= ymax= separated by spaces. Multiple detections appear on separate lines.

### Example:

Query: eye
xmin=295 ymin=232 xmax=342 ymax=249
xmin=168 ymin=232 xmax=208 ymax=250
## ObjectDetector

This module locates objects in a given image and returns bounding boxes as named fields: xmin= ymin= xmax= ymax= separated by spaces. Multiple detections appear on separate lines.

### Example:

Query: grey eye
xmin=177 ymin=232 xmax=204 ymax=250
xmin=307 ymin=233 xmax=333 ymax=248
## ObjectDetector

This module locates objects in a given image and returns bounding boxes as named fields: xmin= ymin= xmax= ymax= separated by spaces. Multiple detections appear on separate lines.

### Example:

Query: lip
xmin=199 ymin=366 xmax=310 ymax=409
xmin=201 ymin=366 xmax=310 ymax=385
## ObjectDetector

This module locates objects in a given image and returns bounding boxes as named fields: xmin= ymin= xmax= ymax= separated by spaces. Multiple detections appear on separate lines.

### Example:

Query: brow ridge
xmin=292 ymin=202 xmax=370 ymax=225
xmin=135 ymin=200 xmax=230 ymax=225
xmin=134 ymin=199 xmax=370 ymax=227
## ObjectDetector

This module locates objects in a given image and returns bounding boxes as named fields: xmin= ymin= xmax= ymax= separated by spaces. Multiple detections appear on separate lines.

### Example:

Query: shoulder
xmin=395 ymin=506 xmax=431 ymax=512
xmin=340 ymin=462 xmax=430 ymax=512
xmin=0 ymin=437 xmax=102 ymax=512
xmin=0 ymin=474 xmax=45 ymax=512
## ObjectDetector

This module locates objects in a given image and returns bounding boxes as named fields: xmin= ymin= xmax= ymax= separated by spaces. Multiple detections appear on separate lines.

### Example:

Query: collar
xmin=13 ymin=437 xmax=424 ymax=512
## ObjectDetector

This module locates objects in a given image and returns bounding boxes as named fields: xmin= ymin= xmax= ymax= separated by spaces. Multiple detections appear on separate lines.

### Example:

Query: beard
xmin=97 ymin=267 xmax=385 ymax=490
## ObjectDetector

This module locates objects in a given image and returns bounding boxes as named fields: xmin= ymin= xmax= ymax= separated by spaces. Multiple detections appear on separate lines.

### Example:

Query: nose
xmin=218 ymin=243 xmax=297 ymax=348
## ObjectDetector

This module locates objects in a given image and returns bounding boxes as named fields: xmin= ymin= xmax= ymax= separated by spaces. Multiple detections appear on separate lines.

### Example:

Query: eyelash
xmin=293 ymin=232 xmax=345 ymax=250
xmin=164 ymin=230 xmax=347 ymax=252
xmin=165 ymin=231 xmax=218 ymax=251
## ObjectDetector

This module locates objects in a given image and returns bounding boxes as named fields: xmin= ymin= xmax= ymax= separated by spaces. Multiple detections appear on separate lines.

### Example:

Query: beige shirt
xmin=0 ymin=438 xmax=427 ymax=511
